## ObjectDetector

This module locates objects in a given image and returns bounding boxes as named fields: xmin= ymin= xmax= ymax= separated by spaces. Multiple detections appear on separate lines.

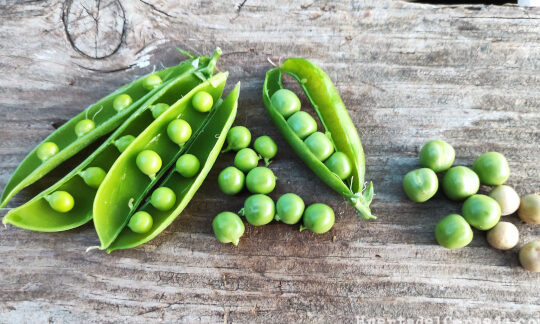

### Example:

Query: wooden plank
xmin=0 ymin=0 xmax=539 ymax=322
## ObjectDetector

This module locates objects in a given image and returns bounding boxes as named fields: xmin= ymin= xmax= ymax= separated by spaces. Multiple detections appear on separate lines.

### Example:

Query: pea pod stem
xmin=176 ymin=48 xmax=196 ymax=59
xmin=201 ymin=48 xmax=222 ymax=78
xmin=349 ymin=182 xmax=375 ymax=220
xmin=263 ymin=60 xmax=374 ymax=220
xmin=260 ymin=155 xmax=272 ymax=167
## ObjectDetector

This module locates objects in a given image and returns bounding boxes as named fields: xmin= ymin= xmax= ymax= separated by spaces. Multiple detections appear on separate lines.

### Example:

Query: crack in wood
xmin=138 ymin=0 xmax=175 ymax=18
xmin=236 ymin=0 xmax=248 ymax=12
xmin=230 ymin=0 xmax=248 ymax=22
xmin=79 ymin=0 xmax=101 ymax=58
xmin=74 ymin=62 xmax=135 ymax=73
xmin=457 ymin=15 xmax=540 ymax=18
xmin=409 ymin=0 xmax=515 ymax=4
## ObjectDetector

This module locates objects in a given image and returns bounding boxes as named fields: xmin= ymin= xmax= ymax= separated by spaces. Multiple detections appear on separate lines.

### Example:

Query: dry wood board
xmin=0 ymin=0 xmax=539 ymax=322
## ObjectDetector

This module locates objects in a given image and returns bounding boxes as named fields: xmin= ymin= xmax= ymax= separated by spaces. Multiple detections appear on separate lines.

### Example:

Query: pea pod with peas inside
xmin=94 ymin=72 xmax=229 ymax=249
xmin=263 ymin=58 xmax=374 ymax=219
xmin=106 ymin=83 xmax=240 ymax=252
xmin=0 ymin=51 xmax=214 ymax=208
xmin=2 ymin=51 xmax=222 ymax=232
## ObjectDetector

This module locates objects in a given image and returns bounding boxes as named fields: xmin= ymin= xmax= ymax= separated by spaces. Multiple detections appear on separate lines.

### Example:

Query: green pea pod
xmin=94 ymin=72 xmax=229 ymax=249
xmin=107 ymin=83 xmax=240 ymax=252
xmin=263 ymin=58 xmax=374 ymax=219
xmin=2 ymin=51 xmax=221 ymax=232
xmin=0 ymin=49 xmax=222 ymax=208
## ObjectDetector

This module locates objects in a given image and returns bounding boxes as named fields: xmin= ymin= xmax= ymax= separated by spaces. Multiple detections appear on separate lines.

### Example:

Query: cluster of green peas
xmin=212 ymin=126 xmax=336 ymax=245
xmin=270 ymin=89 xmax=353 ymax=181
xmin=403 ymin=140 xmax=540 ymax=272
xmin=128 ymin=90 xmax=215 ymax=234
xmin=38 ymin=75 xmax=217 ymax=235
xmin=39 ymin=75 xmax=166 ymax=214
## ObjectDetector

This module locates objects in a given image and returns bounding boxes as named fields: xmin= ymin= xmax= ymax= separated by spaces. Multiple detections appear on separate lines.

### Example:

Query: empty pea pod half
xmin=94 ymin=72 xmax=229 ymax=249
xmin=262 ymin=58 xmax=374 ymax=219
xmin=2 ymin=50 xmax=222 ymax=232
xmin=0 ymin=49 xmax=222 ymax=208
xmin=107 ymin=83 xmax=240 ymax=252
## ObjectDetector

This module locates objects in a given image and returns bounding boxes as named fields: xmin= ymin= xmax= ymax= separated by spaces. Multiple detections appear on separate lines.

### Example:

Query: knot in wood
xmin=62 ymin=0 xmax=126 ymax=59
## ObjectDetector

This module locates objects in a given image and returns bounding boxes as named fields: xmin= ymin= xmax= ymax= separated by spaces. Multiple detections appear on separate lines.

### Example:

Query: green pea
xmin=142 ymin=74 xmax=162 ymax=91
xmin=253 ymin=136 xmax=277 ymax=166
xmin=113 ymin=94 xmax=133 ymax=112
xmin=150 ymin=187 xmax=176 ymax=211
xmin=324 ymin=152 xmax=352 ymax=180
xmin=304 ymin=132 xmax=334 ymax=162
xmin=218 ymin=166 xmax=245 ymax=195
xmin=223 ymin=126 xmax=251 ymax=152
xmin=114 ymin=135 xmax=135 ymax=153
xmin=241 ymin=194 xmax=275 ymax=226
xmin=462 ymin=194 xmax=501 ymax=230
xmin=402 ymin=168 xmax=438 ymax=203
xmin=128 ymin=211 xmax=153 ymax=234
xmin=175 ymin=154 xmax=200 ymax=178
xmin=192 ymin=91 xmax=213 ymax=112
xmin=136 ymin=150 xmax=162 ymax=179
xmin=442 ymin=166 xmax=480 ymax=201
xmin=271 ymin=89 xmax=301 ymax=118
xmin=45 ymin=191 xmax=74 ymax=213
xmin=435 ymin=214 xmax=473 ymax=249
xmin=212 ymin=211 xmax=245 ymax=246
xmin=300 ymin=203 xmax=334 ymax=234
xmin=234 ymin=148 xmax=260 ymax=173
xmin=473 ymin=152 xmax=510 ymax=186
xmin=74 ymin=119 xmax=95 ymax=137
xmin=150 ymin=103 xmax=170 ymax=119
xmin=246 ymin=167 xmax=276 ymax=194
xmin=287 ymin=111 xmax=317 ymax=140
xmin=167 ymin=119 xmax=192 ymax=145
xmin=36 ymin=142 xmax=59 ymax=161
xmin=275 ymin=193 xmax=305 ymax=225
xmin=419 ymin=139 xmax=455 ymax=172
xmin=79 ymin=167 xmax=106 ymax=189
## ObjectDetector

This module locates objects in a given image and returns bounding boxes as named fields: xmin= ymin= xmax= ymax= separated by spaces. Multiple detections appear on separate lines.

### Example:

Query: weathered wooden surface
xmin=1 ymin=0 xmax=539 ymax=322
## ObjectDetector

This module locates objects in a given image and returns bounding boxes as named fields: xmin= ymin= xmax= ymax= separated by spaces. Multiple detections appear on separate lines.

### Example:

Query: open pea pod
xmin=2 ymin=51 xmax=221 ymax=232
xmin=0 ymin=49 xmax=222 ymax=208
xmin=107 ymin=83 xmax=240 ymax=253
xmin=94 ymin=73 xmax=229 ymax=249
xmin=263 ymin=58 xmax=374 ymax=219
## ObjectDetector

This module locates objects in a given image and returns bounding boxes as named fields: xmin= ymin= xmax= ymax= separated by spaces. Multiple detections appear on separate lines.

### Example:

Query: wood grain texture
xmin=1 ymin=0 xmax=540 ymax=322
